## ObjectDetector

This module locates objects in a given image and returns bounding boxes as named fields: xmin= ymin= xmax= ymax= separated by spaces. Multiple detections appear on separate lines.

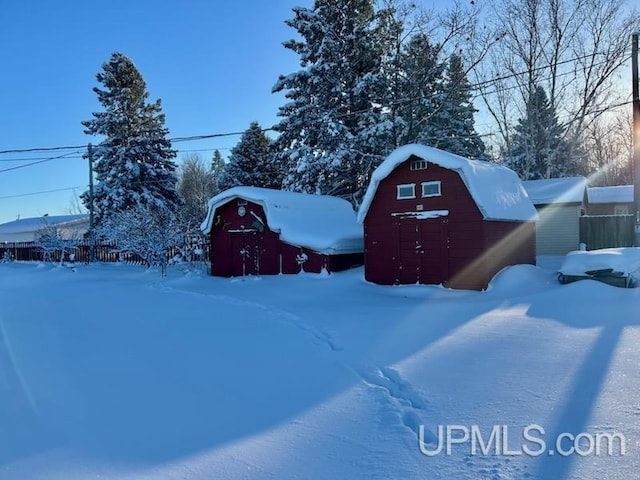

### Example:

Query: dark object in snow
xmin=584 ymin=268 xmax=614 ymax=276
xmin=558 ymin=270 xmax=633 ymax=288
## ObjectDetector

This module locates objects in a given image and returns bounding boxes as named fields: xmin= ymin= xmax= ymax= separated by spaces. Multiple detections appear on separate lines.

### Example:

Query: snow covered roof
xmin=587 ymin=185 xmax=633 ymax=204
xmin=521 ymin=177 xmax=587 ymax=205
xmin=201 ymin=186 xmax=363 ymax=254
xmin=357 ymin=144 xmax=538 ymax=223
xmin=0 ymin=215 xmax=89 ymax=242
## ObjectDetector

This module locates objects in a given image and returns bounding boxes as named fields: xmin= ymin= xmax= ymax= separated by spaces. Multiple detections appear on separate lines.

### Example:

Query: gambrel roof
xmin=358 ymin=144 xmax=538 ymax=223
xmin=201 ymin=186 xmax=363 ymax=254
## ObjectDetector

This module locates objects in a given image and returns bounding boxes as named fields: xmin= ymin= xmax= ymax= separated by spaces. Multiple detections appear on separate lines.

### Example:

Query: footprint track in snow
xmin=357 ymin=366 xmax=434 ymax=440
xmin=153 ymin=284 xmax=342 ymax=352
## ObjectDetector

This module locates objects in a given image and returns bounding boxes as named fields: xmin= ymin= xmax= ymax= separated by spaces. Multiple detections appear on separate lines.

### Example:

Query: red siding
xmin=445 ymin=221 xmax=536 ymax=290
xmin=210 ymin=200 xmax=280 ymax=277
xmin=363 ymin=155 xmax=535 ymax=290
xmin=280 ymin=243 xmax=326 ymax=274
xmin=209 ymin=197 xmax=363 ymax=277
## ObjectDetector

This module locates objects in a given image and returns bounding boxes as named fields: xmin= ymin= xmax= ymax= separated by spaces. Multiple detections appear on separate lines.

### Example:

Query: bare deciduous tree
xmin=177 ymin=153 xmax=216 ymax=233
xmin=475 ymin=0 xmax=638 ymax=168
xmin=35 ymin=221 xmax=82 ymax=264
xmin=583 ymin=107 xmax=633 ymax=185
xmin=96 ymin=203 xmax=183 ymax=277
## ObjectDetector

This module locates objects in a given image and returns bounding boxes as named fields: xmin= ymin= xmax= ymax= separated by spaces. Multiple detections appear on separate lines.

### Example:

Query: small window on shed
xmin=421 ymin=181 xmax=441 ymax=197
xmin=397 ymin=184 xmax=416 ymax=199
xmin=410 ymin=159 xmax=427 ymax=171
xmin=237 ymin=198 xmax=247 ymax=206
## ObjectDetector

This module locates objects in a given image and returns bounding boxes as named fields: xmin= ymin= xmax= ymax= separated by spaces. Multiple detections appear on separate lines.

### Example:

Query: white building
xmin=0 ymin=215 xmax=89 ymax=243
xmin=522 ymin=177 xmax=587 ymax=256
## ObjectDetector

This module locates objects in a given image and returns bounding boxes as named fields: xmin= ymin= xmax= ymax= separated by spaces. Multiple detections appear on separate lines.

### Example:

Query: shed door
xmin=230 ymin=231 xmax=257 ymax=276
xmin=417 ymin=219 xmax=448 ymax=285
xmin=395 ymin=218 xmax=448 ymax=285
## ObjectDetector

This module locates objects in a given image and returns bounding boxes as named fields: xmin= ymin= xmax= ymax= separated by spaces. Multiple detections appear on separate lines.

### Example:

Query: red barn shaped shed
xmin=358 ymin=145 xmax=538 ymax=290
xmin=201 ymin=186 xmax=363 ymax=276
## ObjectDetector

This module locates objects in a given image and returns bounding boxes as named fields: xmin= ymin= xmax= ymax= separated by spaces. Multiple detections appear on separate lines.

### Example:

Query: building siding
xmin=363 ymin=156 xmax=536 ymax=290
xmin=534 ymin=204 xmax=581 ymax=255
xmin=209 ymin=197 xmax=363 ymax=276
xmin=586 ymin=202 xmax=634 ymax=216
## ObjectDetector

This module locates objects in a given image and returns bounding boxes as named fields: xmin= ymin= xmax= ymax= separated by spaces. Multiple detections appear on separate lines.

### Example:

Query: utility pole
xmin=633 ymin=33 xmax=640 ymax=246
xmin=87 ymin=143 xmax=96 ymax=262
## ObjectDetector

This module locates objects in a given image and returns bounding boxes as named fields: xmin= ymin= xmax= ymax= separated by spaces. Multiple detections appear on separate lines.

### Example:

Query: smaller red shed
xmin=201 ymin=186 xmax=363 ymax=277
xmin=358 ymin=145 xmax=538 ymax=290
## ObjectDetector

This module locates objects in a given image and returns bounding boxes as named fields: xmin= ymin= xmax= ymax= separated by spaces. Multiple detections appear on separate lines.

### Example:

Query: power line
xmin=469 ymin=49 xmax=630 ymax=92
xmin=0 ymin=185 xmax=87 ymax=200
xmin=0 ymin=99 xmax=633 ymax=200
xmin=0 ymin=154 xmax=85 ymax=163
xmin=0 ymin=50 xmax=630 ymax=156
xmin=0 ymin=131 xmax=250 ymax=156
xmin=0 ymin=151 xmax=82 ymax=173
xmin=170 ymin=130 xmax=273 ymax=143
xmin=0 ymin=145 xmax=83 ymax=155
xmin=0 ymin=149 xmax=231 ymax=166
xmin=0 ymin=175 xmax=198 ymax=201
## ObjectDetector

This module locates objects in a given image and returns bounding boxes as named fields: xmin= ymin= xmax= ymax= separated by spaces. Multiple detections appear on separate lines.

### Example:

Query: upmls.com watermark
xmin=419 ymin=424 xmax=626 ymax=457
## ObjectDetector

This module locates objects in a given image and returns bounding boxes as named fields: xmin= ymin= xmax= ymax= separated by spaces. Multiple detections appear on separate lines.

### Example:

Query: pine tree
xmin=211 ymin=149 xmax=224 ymax=177
xmin=273 ymin=0 xmax=393 ymax=203
xmin=82 ymin=52 xmax=180 ymax=227
xmin=210 ymin=149 xmax=225 ymax=195
xmin=506 ymin=85 xmax=574 ymax=179
xmin=216 ymin=122 xmax=279 ymax=191
xmin=394 ymin=32 xmax=446 ymax=147
xmin=430 ymin=54 xmax=485 ymax=160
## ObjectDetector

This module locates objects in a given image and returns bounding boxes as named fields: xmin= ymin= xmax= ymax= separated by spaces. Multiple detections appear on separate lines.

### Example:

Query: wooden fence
xmin=0 ymin=241 xmax=210 ymax=265
xmin=579 ymin=215 xmax=635 ymax=251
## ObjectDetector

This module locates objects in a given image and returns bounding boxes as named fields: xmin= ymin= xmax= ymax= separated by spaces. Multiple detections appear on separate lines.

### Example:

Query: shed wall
xmin=534 ymin=204 xmax=581 ymax=255
xmin=210 ymin=200 xmax=281 ymax=277
xmin=209 ymin=197 xmax=363 ymax=276
xmin=363 ymin=156 xmax=535 ymax=290
xmin=364 ymin=158 xmax=486 ymax=287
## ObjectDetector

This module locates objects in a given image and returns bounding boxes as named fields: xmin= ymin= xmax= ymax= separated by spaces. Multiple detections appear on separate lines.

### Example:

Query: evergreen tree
xmin=210 ymin=149 xmax=225 ymax=194
xmin=273 ymin=0 xmax=393 ymax=203
xmin=431 ymin=54 xmax=485 ymax=160
xmin=216 ymin=122 xmax=279 ymax=191
xmin=506 ymin=85 xmax=574 ymax=179
xmin=374 ymin=1 xmax=407 ymax=150
xmin=211 ymin=149 xmax=224 ymax=177
xmin=394 ymin=32 xmax=446 ymax=147
xmin=82 ymin=52 xmax=180 ymax=227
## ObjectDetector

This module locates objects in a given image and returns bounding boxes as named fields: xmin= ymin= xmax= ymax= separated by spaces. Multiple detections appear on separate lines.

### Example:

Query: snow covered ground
xmin=1 ymin=259 xmax=639 ymax=479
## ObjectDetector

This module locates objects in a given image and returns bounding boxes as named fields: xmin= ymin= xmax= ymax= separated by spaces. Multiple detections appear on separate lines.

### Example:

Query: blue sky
xmin=1 ymin=0 xmax=325 ymax=224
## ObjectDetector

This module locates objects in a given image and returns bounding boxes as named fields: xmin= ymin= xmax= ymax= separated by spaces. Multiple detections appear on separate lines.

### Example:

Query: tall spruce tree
xmin=82 ymin=52 xmax=180 ymax=227
xmin=506 ymin=85 xmax=573 ymax=179
xmin=211 ymin=149 xmax=224 ymax=176
xmin=431 ymin=54 xmax=485 ymax=159
xmin=273 ymin=0 xmax=393 ymax=203
xmin=216 ymin=122 xmax=279 ymax=191
xmin=394 ymin=32 xmax=446 ymax=147
xmin=210 ymin=149 xmax=225 ymax=194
